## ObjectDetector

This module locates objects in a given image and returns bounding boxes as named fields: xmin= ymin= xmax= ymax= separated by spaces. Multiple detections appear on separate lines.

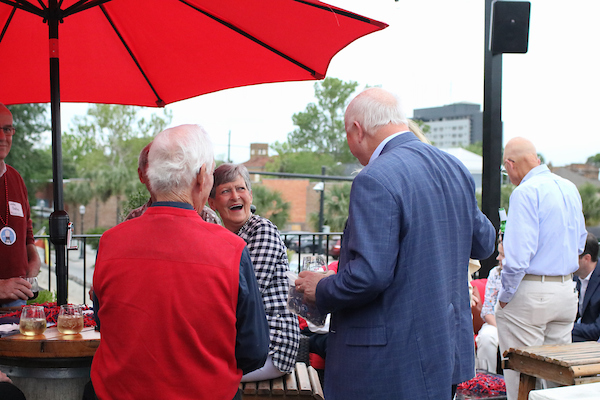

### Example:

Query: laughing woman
xmin=209 ymin=163 xmax=300 ymax=382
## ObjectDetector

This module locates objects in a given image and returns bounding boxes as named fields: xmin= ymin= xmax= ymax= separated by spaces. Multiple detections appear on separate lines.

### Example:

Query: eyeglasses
xmin=500 ymin=158 xmax=515 ymax=176
xmin=0 ymin=126 xmax=15 ymax=136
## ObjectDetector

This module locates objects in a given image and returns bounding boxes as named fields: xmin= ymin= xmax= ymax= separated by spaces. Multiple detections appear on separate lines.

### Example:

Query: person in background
xmin=209 ymin=163 xmax=300 ymax=382
xmin=476 ymin=234 xmax=504 ymax=373
xmin=496 ymin=137 xmax=586 ymax=400
xmin=295 ymin=87 xmax=495 ymax=400
xmin=124 ymin=141 xmax=220 ymax=224
xmin=0 ymin=103 xmax=37 ymax=307
xmin=89 ymin=125 xmax=269 ymax=400
xmin=0 ymin=371 xmax=26 ymax=400
xmin=572 ymin=232 xmax=600 ymax=342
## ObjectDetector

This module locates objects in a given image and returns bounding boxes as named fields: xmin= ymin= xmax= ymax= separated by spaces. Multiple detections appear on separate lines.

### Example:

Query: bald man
xmin=496 ymin=137 xmax=586 ymax=400
xmin=0 ymin=103 xmax=38 ymax=307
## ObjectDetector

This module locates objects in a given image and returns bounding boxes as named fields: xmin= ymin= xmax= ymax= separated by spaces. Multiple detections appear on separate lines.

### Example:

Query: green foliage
xmin=285 ymin=77 xmax=359 ymax=165
xmin=411 ymin=119 xmax=431 ymax=134
xmin=251 ymin=185 xmax=290 ymax=230
xmin=475 ymin=183 xmax=515 ymax=211
xmin=28 ymin=290 xmax=56 ymax=305
xmin=309 ymin=182 xmax=351 ymax=232
xmin=62 ymin=104 xmax=172 ymax=225
xmin=579 ymin=183 xmax=600 ymax=226
xmin=5 ymin=104 xmax=53 ymax=204
xmin=463 ymin=141 xmax=483 ymax=157
xmin=587 ymin=154 xmax=600 ymax=168
xmin=85 ymin=226 xmax=109 ymax=250
xmin=266 ymin=143 xmax=344 ymax=175
xmin=121 ymin=188 xmax=151 ymax=222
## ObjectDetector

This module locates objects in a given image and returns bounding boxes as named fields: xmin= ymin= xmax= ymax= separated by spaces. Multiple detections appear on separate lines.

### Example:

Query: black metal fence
xmin=34 ymin=232 xmax=342 ymax=305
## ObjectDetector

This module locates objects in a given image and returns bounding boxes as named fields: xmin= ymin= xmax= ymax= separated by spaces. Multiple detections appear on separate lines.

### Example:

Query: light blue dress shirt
xmin=499 ymin=165 xmax=587 ymax=303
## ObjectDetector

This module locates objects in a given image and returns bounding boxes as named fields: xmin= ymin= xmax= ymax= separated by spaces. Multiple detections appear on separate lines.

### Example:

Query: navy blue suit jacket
xmin=316 ymin=133 xmax=495 ymax=399
xmin=573 ymin=265 xmax=600 ymax=342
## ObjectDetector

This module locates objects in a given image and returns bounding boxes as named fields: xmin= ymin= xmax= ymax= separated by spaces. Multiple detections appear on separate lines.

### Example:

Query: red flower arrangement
xmin=1 ymin=302 xmax=96 ymax=328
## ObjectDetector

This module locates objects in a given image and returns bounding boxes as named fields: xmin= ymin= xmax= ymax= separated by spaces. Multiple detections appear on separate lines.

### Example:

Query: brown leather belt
xmin=522 ymin=274 xmax=573 ymax=282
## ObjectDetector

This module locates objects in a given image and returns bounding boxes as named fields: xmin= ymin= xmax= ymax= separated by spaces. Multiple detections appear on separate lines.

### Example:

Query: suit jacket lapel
xmin=583 ymin=266 xmax=600 ymax=314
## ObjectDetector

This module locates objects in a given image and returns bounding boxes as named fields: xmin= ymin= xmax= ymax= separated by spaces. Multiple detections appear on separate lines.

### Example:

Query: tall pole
xmin=47 ymin=0 xmax=69 ymax=305
xmin=318 ymin=166 xmax=325 ymax=253
xmin=481 ymin=0 xmax=503 ymax=277
xmin=227 ymin=130 xmax=231 ymax=163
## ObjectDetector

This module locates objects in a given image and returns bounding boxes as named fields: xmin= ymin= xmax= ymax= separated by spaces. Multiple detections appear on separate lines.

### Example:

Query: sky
xmin=60 ymin=0 xmax=600 ymax=167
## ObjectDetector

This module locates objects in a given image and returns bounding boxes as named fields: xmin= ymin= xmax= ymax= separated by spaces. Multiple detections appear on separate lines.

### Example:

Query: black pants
xmin=83 ymin=380 xmax=243 ymax=400
xmin=0 ymin=382 xmax=26 ymax=400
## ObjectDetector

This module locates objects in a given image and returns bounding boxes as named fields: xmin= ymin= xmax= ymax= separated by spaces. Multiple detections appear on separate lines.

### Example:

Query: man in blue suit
xmin=296 ymin=88 xmax=496 ymax=399
xmin=573 ymin=232 xmax=600 ymax=342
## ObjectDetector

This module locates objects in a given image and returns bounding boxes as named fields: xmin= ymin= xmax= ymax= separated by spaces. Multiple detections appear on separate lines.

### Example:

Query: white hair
xmin=347 ymin=88 xmax=408 ymax=134
xmin=147 ymin=124 xmax=214 ymax=195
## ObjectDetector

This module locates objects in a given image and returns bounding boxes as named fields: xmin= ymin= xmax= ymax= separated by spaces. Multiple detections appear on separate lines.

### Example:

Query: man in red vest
xmin=90 ymin=124 xmax=269 ymax=400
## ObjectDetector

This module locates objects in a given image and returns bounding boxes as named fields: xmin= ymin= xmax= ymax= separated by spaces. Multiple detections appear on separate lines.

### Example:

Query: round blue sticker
xmin=0 ymin=227 xmax=16 ymax=246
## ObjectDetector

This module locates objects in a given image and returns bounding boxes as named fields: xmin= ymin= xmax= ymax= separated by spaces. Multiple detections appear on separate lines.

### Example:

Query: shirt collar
xmin=0 ymin=162 xmax=6 ymax=178
xmin=581 ymin=269 xmax=594 ymax=282
xmin=151 ymin=201 xmax=194 ymax=210
xmin=521 ymin=164 xmax=549 ymax=185
xmin=368 ymin=131 xmax=410 ymax=165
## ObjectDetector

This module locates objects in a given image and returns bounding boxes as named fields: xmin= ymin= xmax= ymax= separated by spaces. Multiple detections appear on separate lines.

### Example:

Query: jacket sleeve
xmin=572 ymin=286 xmax=600 ymax=342
xmin=572 ymin=316 xmax=600 ymax=342
xmin=235 ymin=247 xmax=270 ymax=374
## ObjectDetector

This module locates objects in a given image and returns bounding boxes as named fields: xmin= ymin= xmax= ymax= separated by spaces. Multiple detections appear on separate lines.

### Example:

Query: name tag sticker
xmin=9 ymin=201 xmax=24 ymax=217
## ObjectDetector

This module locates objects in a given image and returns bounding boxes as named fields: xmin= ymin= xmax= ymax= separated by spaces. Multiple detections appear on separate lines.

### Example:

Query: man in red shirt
xmin=0 ymin=103 xmax=38 ymax=306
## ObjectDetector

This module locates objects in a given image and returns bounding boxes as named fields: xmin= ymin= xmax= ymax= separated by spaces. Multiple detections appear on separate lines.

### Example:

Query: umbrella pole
xmin=47 ymin=0 xmax=68 ymax=306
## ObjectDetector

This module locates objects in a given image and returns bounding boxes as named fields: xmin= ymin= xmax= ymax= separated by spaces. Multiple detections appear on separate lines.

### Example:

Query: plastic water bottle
xmin=499 ymin=208 xmax=507 ymax=234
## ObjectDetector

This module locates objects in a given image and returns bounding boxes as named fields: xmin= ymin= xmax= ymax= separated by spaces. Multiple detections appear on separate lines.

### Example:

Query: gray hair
xmin=347 ymin=88 xmax=408 ymax=134
xmin=210 ymin=163 xmax=251 ymax=198
xmin=147 ymin=124 xmax=214 ymax=195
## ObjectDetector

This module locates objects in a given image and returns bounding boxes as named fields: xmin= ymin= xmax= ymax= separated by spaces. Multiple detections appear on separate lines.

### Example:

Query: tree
xmin=463 ymin=141 xmax=483 ymax=157
xmin=579 ymin=183 xmax=600 ymax=226
xmin=587 ymin=154 xmax=600 ymax=168
xmin=251 ymin=185 xmax=290 ymax=230
xmin=265 ymin=142 xmax=343 ymax=175
xmin=64 ymin=104 xmax=172 ymax=224
xmin=286 ymin=77 xmax=359 ymax=164
xmin=5 ymin=104 xmax=52 ymax=203
xmin=309 ymin=182 xmax=351 ymax=232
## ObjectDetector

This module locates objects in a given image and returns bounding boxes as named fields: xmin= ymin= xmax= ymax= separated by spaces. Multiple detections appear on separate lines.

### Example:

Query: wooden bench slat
xmin=257 ymin=380 xmax=271 ymax=394
xmin=271 ymin=376 xmax=285 ymax=395
xmin=285 ymin=369 xmax=299 ymax=394
xmin=308 ymin=366 xmax=324 ymax=400
xmin=243 ymin=381 xmax=258 ymax=395
xmin=295 ymin=362 xmax=313 ymax=395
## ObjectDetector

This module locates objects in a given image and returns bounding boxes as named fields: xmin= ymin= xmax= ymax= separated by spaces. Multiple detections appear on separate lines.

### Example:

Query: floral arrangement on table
xmin=0 ymin=302 xmax=96 ymax=328
xmin=457 ymin=372 xmax=506 ymax=397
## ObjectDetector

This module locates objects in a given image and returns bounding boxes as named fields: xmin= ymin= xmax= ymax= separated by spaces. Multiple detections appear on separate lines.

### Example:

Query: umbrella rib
xmin=99 ymin=4 xmax=165 ymax=107
xmin=292 ymin=0 xmax=387 ymax=28
xmin=0 ymin=5 xmax=15 ymax=43
xmin=0 ymin=0 xmax=44 ymax=17
xmin=177 ymin=0 xmax=323 ymax=79
xmin=62 ymin=0 xmax=112 ymax=18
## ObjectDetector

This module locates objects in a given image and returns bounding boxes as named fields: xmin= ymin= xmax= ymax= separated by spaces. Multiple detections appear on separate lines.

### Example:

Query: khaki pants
xmin=496 ymin=278 xmax=577 ymax=400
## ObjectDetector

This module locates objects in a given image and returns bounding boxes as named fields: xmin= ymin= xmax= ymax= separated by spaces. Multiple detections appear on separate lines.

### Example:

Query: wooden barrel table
xmin=0 ymin=326 xmax=100 ymax=400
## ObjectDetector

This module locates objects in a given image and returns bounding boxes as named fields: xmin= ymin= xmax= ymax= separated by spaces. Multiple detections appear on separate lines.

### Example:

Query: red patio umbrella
xmin=0 ymin=0 xmax=387 ymax=304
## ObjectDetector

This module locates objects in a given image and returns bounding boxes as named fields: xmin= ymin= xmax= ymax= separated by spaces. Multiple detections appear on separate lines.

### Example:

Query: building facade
xmin=413 ymin=102 xmax=483 ymax=147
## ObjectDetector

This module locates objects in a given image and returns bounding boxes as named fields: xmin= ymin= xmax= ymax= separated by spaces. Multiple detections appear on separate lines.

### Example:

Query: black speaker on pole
xmin=491 ymin=1 xmax=531 ymax=54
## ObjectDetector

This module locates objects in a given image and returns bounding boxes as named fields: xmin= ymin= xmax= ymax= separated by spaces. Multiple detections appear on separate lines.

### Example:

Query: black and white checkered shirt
xmin=237 ymin=214 xmax=300 ymax=373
